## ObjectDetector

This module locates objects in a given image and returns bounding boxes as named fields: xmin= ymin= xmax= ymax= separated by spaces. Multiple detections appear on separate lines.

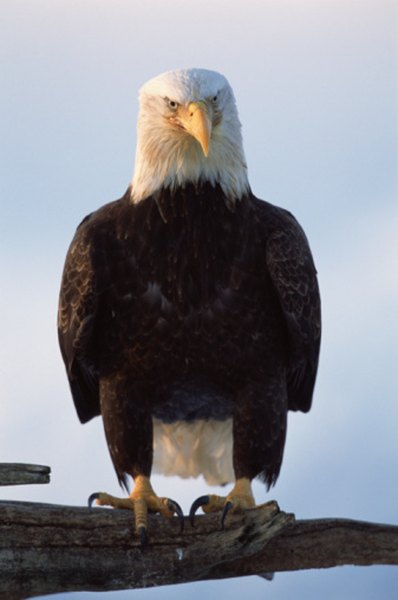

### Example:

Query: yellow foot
xmin=189 ymin=478 xmax=256 ymax=529
xmin=88 ymin=475 xmax=184 ymax=545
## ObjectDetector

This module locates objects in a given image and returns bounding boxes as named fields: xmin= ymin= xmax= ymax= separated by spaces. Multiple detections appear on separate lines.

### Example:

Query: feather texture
xmin=58 ymin=184 xmax=321 ymax=488
xmin=152 ymin=418 xmax=234 ymax=485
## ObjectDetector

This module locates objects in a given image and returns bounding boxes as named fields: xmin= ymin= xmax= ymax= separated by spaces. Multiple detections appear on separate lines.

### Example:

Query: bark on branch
xmin=1 ymin=499 xmax=397 ymax=599
xmin=0 ymin=464 xmax=50 ymax=487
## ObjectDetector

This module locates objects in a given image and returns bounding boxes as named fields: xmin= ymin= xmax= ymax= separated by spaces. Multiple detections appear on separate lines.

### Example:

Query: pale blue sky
xmin=1 ymin=1 xmax=397 ymax=598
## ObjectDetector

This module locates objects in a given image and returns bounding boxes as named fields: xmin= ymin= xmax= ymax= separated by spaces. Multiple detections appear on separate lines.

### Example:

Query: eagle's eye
xmin=211 ymin=95 xmax=218 ymax=104
xmin=166 ymin=98 xmax=179 ymax=111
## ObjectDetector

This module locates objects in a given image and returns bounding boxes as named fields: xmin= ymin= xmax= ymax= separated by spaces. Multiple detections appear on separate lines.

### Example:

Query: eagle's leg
xmin=89 ymin=475 xmax=183 ymax=544
xmin=190 ymin=378 xmax=287 ymax=528
xmin=90 ymin=379 xmax=183 ymax=543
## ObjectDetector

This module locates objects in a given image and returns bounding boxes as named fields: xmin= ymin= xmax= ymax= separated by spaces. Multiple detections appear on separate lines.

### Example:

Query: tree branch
xmin=1 ymin=499 xmax=397 ymax=599
xmin=0 ymin=464 xmax=50 ymax=486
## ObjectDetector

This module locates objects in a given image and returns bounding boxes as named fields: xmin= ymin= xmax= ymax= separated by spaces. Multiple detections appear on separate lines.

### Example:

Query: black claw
xmin=189 ymin=495 xmax=210 ymax=527
xmin=88 ymin=492 xmax=100 ymax=508
xmin=221 ymin=501 xmax=233 ymax=530
xmin=139 ymin=526 xmax=147 ymax=547
xmin=167 ymin=499 xmax=185 ymax=532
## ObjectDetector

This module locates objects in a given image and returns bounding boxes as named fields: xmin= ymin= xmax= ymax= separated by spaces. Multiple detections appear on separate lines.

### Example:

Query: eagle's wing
xmin=58 ymin=216 xmax=100 ymax=423
xmin=266 ymin=212 xmax=321 ymax=412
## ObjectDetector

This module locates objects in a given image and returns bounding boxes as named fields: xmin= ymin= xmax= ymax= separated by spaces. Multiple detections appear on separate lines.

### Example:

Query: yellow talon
xmin=88 ymin=475 xmax=184 ymax=541
xmin=189 ymin=478 xmax=256 ymax=528
xmin=202 ymin=478 xmax=255 ymax=514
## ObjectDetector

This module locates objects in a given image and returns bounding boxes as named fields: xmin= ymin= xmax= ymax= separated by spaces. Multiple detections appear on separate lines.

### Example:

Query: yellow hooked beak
xmin=180 ymin=101 xmax=212 ymax=157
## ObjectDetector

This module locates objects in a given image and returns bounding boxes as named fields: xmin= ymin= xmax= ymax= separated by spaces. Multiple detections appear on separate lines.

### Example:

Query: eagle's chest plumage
xmin=97 ymin=186 xmax=281 ymax=387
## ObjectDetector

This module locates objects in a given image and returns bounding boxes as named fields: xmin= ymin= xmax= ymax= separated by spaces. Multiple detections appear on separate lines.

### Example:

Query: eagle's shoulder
xmin=249 ymin=194 xmax=308 ymax=239
xmin=249 ymin=194 xmax=318 ymax=277
xmin=73 ymin=188 xmax=133 ymax=242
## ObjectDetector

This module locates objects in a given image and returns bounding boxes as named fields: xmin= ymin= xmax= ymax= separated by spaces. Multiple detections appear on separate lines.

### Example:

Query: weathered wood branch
xmin=0 ymin=464 xmax=50 ymax=487
xmin=1 ymin=499 xmax=397 ymax=599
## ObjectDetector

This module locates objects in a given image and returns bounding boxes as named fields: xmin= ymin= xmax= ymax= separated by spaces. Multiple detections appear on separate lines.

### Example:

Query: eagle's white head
xmin=130 ymin=68 xmax=250 ymax=204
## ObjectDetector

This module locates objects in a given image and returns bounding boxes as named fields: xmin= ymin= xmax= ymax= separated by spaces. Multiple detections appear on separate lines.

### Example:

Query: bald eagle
xmin=58 ymin=68 xmax=321 ymax=541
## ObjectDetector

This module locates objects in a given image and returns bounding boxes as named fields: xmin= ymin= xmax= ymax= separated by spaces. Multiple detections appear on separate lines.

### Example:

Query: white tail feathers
xmin=152 ymin=418 xmax=234 ymax=486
